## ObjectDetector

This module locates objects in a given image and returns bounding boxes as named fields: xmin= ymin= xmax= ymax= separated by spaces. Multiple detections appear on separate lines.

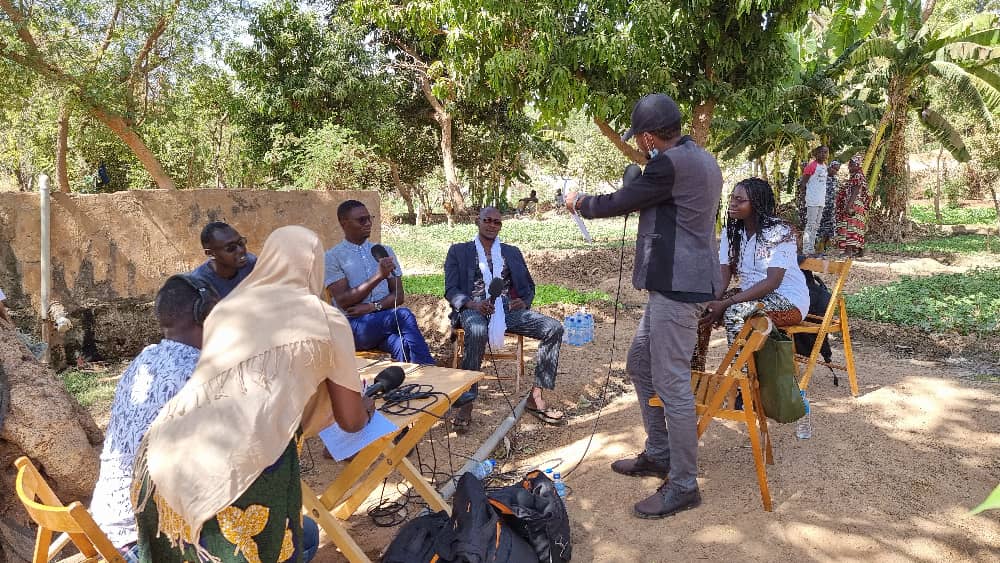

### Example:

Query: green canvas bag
xmin=753 ymin=330 xmax=806 ymax=423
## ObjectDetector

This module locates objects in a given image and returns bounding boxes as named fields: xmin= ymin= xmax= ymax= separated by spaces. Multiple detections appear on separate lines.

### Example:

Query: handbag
xmin=753 ymin=330 xmax=806 ymax=423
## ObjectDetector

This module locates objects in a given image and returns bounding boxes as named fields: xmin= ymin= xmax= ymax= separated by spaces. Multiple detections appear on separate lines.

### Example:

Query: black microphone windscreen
xmin=370 ymin=244 xmax=390 ymax=260
xmin=365 ymin=365 xmax=406 ymax=398
xmin=488 ymin=277 xmax=505 ymax=300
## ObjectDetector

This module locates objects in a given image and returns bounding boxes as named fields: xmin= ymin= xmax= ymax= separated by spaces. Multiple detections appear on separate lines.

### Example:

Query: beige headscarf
xmin=134 ymin=225 xmax=360 ymax=547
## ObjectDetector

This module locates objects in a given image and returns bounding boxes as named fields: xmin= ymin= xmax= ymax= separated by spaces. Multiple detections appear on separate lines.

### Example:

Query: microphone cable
xmin=562 ymin=212 xmax=630 ymax=479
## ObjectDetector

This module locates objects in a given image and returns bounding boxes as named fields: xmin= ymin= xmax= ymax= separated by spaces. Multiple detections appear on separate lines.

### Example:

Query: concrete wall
xmin=0 ymin=189 xmax=381 ymax=360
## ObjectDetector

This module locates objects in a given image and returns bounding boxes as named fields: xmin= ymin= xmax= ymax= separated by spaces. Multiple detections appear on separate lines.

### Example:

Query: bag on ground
xmin=487 ymin=469 xmax=572 ymax=563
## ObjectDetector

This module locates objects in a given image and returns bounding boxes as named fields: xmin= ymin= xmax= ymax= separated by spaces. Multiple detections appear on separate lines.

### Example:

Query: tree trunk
xmin=988 ymin=182 xmax=1000 ymax=234
xmin=55 ymin=105 xmax=71 ymax=193
xmin=593 ymin=116 xmax=647 ymax=164
xmin=873 ymin=81 xmax=912 ymax=242
xmin=387 ymin=160 xmax=415 ymax=216
xmin=438 ymin=111 xmax=465 ymax=218
xmin=690 ymin=99 xmax=716 ymax=146
xmin=934 ymin=147 xmax=944 ymax=225
xmin=90 ymin=108 xmax=175 ymax=190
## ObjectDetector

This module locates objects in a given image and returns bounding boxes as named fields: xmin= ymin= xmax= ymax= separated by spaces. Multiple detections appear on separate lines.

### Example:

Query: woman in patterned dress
xmin=133 ymin=226 xmax=373 ymax=562
xmin=835 ymin=155 xmax=870 ymax=258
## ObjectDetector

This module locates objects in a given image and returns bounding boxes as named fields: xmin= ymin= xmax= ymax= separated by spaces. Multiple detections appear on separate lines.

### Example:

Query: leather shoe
xmin=610 ymin=451 xmax=669 ymax=479
xmin=634 ymin=483 xmax=702 ymax=519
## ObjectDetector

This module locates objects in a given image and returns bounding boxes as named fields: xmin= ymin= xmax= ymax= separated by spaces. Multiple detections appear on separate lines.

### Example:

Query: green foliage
xmin=867 ymin=233 xmax=998 ymax=254
xmin=384 ymin=215 xmax=638 ymax=272
xmin=909 ymin=204 xmax=998 ymax=224
xmin=59 ymin=369 xmax=117 ymax=408
xmin=846 ymin=267 xmax=1000 ymax=335
xmin=403 ymin=274 xmax=610 ymax=306
xmin=290 ymin=123 xmax=388 ymax=191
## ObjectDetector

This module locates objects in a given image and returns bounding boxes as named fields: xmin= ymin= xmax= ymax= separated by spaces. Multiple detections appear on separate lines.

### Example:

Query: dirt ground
xmin=295 ymin=247 xmax=1000 ymax=562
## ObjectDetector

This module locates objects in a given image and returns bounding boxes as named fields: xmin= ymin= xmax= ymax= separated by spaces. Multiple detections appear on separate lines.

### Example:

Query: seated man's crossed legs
xmin=350 ymin=307 xmax=435 ymax=365
xmin=455 ymin=303 xmax=564 ymax=429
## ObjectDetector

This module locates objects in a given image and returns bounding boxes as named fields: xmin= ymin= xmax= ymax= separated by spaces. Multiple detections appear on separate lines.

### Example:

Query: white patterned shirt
xmin=89 ymin=339 xmax=200 ymax=548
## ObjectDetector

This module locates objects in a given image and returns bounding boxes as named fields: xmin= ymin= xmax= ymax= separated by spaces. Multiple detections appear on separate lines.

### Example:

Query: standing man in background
xmin=191 ymin=222 xmax=256 ymax=298
xmin=565 ymin=93 xmax=723 ymax=519
xmin=800 ymin=146 xmax=829 ymax=256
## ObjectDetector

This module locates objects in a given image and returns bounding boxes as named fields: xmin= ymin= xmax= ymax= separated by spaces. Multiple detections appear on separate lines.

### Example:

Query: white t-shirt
xmin=804 ymin=161 xmax=828 ymax=207
xmin=719 ymin=225 xmax=810 ymax=319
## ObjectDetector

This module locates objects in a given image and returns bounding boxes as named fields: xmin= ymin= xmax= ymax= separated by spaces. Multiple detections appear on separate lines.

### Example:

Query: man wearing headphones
xmin=565 ymin=93 xmax=723 ymax=519
xmin=89 ymin=276 xmax=223 ymax=562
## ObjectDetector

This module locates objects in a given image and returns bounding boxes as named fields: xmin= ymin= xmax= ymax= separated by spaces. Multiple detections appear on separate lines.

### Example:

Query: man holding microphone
xmin=565 ymin=93 xmax=723 ymax=519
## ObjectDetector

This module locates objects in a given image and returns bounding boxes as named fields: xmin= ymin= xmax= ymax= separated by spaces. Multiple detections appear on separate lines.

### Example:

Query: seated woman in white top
xmin=698 ymin=177 xmax=810 ymax=354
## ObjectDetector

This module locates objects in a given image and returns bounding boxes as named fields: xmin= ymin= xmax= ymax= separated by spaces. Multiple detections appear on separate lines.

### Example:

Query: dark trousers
xmin=350 ymin=308 xmax=435 ymax=365
xmin=459 ymin=302 xmax=563 ymax=390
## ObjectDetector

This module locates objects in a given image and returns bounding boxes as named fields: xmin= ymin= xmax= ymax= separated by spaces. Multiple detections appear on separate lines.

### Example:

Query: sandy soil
xmin=300 ymin=248 xmax=1000 ymax=562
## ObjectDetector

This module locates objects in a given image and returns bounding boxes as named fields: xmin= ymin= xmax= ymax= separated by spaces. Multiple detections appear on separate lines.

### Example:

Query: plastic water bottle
xmin=564 ymin=314 xmax=579 ymax=346
xmin=469 ymin=459 xmax=496 ymax=480
xmin=553 ymin=472 xmax=567 ymax=498
xmin=581 ymin=309 xmax=594 ymax=344
xmin=795 ymin=391 xmax=812 ymax=439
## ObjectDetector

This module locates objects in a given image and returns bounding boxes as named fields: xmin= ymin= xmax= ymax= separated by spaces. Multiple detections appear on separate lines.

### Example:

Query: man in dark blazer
xmin=444 ymin=207 xmax=564 ymax=429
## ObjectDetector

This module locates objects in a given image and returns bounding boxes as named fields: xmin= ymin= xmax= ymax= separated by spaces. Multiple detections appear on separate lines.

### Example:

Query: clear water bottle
xmin=795 ymin=391 xmax=812 ymax=439
xmin=469 ymin=459 xmax=496 ymax=480
xmin=553 ymin=472 xmax=567 ymax=498
xmin=564 ymin=314 xmax=579 ymax=346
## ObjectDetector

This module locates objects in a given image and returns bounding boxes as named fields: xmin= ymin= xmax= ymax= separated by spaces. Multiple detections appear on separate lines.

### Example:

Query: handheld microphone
xmin=370 ymin=244 xmax=390 ymax=260
xmin=488 ymin=277 xmax=505 ymax=300
xmin=364 ymin=366 xmax=405 ymax=398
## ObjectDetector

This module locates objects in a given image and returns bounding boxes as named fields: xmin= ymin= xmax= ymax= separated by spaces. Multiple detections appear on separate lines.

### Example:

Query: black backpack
xmin=794 ymin=268 xmax=835 ymax=378
xmin=382 ymin=473 xmax=537 ymax=563
xmin=487 ymin=470 xmax=572 ymax=563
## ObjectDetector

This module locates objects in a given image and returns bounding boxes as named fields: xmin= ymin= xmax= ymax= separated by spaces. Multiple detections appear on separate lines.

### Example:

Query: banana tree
xmin=851 ymin=2 xmax=1000 ymax=240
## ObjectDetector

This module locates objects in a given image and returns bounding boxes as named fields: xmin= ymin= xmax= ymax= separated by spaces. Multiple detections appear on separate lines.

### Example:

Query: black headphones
xmin=164 ymin=274 xmax=218 ymax=325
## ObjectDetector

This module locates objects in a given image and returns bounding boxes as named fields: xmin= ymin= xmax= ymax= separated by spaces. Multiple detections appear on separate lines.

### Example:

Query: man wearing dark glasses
xmin=191 ymin=221 xmax=257 ymax=298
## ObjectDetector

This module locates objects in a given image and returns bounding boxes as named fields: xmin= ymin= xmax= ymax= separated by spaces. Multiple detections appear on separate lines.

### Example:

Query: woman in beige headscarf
xmin=133 ymin=225 xmax=372 ymax=562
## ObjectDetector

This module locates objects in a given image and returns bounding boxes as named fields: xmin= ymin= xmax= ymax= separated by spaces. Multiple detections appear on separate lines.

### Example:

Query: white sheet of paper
xmin=318 ymin=412 xmax=398 ymax=461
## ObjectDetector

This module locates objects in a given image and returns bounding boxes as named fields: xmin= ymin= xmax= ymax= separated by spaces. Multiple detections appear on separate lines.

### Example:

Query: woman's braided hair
xmin=726 ymin=177 xmax=794 ymax=272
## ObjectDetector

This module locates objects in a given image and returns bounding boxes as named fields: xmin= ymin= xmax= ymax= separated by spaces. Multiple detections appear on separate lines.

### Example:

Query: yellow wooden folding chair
xmin=649 ymin=315 xmax=775 ymax=511
xmin=785 ymin=257 xmax=859 ymax=395
xmin=13 ymin=456 xmax=125 ymax=563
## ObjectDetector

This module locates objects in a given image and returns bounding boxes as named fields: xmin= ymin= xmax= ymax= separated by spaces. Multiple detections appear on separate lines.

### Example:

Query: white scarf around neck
xmin=474 ymin=236 xmax=506 ymax=348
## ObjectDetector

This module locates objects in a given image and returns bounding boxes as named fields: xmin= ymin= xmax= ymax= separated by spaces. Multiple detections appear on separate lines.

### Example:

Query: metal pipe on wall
xmin=39 ymin=175 xmax=51 ymax=364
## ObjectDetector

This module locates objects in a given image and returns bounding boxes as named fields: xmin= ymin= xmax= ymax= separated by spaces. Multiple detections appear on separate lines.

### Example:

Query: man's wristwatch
xmin=372 ymin=301 xmax=382 ymax=312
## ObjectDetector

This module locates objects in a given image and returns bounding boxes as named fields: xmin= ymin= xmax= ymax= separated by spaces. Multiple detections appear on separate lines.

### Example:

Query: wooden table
xmin=301 ymin=360 xmax=483 ymax=563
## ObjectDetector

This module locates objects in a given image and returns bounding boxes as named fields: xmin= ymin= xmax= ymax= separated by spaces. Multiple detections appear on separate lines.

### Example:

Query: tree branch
xmin=93 ymin=0 xmax=125 ymax=69
xmin=391 ymin=38 xmax=448 ymax=116
xmin=0 ymin=0 xmax=41 ymax=55
xmin=130 ymin=0 xmax=181 ymax=88
xmin=593 ymin=116 xmax=648 ymax=165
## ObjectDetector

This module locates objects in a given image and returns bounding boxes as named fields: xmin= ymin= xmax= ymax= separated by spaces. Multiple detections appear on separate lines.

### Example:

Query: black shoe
xmin=610 ymin=451 xmax=670 ymax=479
xmin=634 ymin=483 xmax=702 ymax=519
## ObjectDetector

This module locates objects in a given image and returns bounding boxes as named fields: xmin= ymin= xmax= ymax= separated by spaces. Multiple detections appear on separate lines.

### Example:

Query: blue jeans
xmin=349 ymin=308 xmax=435 ymax=365
xmin=302 ymin=516 xmax=319 ymax=562
xmin=458 ymin=300 xmax=563 ymax=401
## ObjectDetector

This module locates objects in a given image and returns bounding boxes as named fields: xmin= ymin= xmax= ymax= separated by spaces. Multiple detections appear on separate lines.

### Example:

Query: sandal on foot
xmin=526 ymin=406 xmax=566 ymax=426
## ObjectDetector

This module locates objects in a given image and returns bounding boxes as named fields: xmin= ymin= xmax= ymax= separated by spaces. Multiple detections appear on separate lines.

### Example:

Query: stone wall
xmin=0 ymin=189 xmax=380 ymax=360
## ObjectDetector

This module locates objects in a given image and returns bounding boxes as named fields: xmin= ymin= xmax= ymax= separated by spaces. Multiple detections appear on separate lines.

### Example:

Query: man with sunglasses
xmin=324 ymin=200 xmax=435 ymax=365
xmin=191 ymin=222 xmax=257 ymax=298
xmin=444 ymin=207 xmax=565 ymax=430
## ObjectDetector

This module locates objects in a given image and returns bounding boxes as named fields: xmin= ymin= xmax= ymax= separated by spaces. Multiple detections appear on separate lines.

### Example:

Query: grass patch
xmin=403 ymin=273 xmax=610 ymax=306
xmin=867 ymin=234 xmax=999 ymax=255
xmin=384 ymin=215 xmax=637 ymax=273
xmin=59 ymin=369 xmax=118 ymax=408
xmin=846 ymin=267 xmax=1000 ymax=335
xmin=909 ymin=204 xmax=997 ymax=225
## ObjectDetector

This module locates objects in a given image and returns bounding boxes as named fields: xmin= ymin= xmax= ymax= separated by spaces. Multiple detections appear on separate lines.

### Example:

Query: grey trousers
xmin=459 ymin=303 xmax=563 ymax=390
xmin=627 ymin=292 xmax=704 ymax=492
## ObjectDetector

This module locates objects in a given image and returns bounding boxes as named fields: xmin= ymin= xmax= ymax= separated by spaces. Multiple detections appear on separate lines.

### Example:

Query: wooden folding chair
xmin=13 ymin=456 xmax=125 ymax=563
xmin=451 ymin=328 xmax=525 ymax=391
xmin=649 ymin=315 xmax=775 ymax=511
xmin=785 ymin=257 xmax=859 ymax=395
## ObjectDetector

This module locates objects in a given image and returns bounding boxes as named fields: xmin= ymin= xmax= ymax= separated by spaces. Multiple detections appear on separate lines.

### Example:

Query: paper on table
xmin=318 ymin=412 xmax=398 ymax=461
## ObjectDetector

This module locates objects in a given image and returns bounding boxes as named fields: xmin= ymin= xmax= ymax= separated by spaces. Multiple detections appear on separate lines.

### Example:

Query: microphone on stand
xmin=364 ymin=366 xmax=405 ymax=398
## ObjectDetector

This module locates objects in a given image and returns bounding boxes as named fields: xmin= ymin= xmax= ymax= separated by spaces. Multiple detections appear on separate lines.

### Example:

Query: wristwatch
xmin=372 ymin=301 xmax=382 ymax=312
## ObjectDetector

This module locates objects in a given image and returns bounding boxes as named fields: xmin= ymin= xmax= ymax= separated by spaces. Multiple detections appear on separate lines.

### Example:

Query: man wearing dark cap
xmin=565 ymin=93 xmax=723 ymax=519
